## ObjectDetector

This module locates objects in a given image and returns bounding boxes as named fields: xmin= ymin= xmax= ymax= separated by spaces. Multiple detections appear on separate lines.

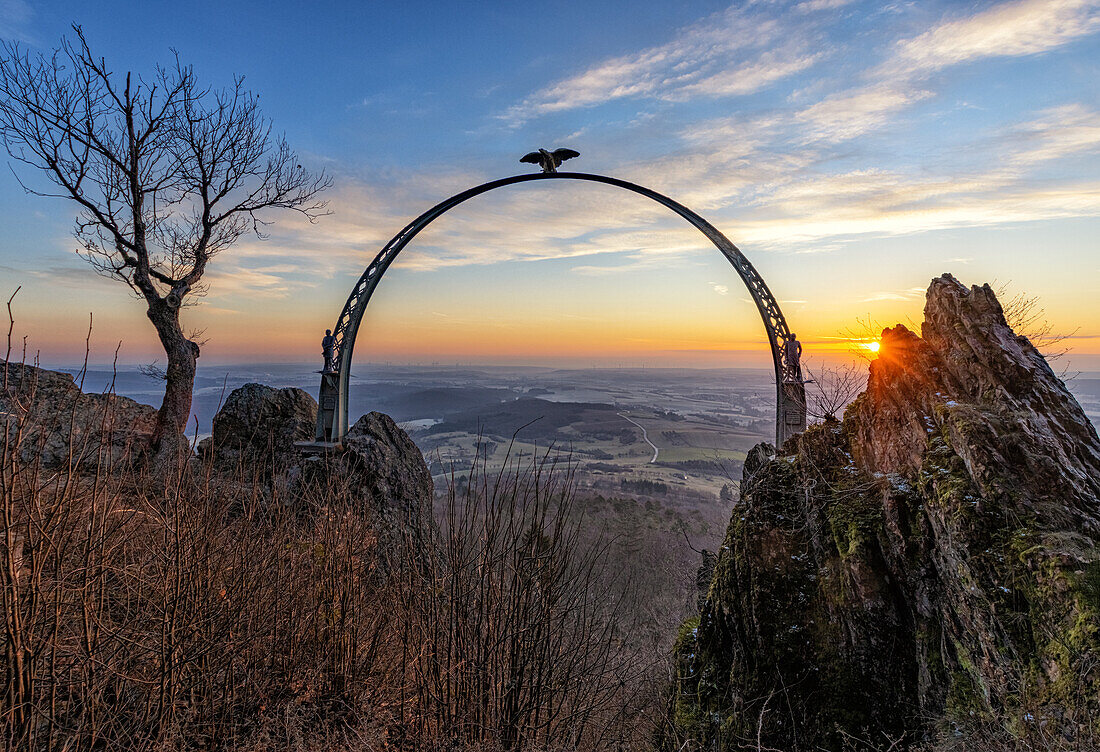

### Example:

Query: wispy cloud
xmin=676 ymin=50 xmax=821 ymax=100
xmin=570 ymin=264 xmax=626 ymax=277
xmin=197 ymin=305 xmax=241 ymax=315
xmin=788 ymin=0 xmax=1100 ymax=147
xmin=862 ymin=287 xmax=926 ymax=303
xmin=500 ymin=4 xmax=816 ymax=126
xmin=795 ymin=0 xmax=856 ymax=11
xmin=162 ymin=1 xmax=1100 ymax=305
xmin=0 ymin=0 xmax=34 ymax=43
xmin=882 ymin=0 xmax=1100 ymax=77
xmin=216 ymin=100 xmax=1100 ymax=295
xmin=203 ymin=262 xmax=316 ymax=299
xmin=736 ymin=181 xmax=1100 ymax=249
xmin=23 ymin=264 xmax=117 ymax=291
xmin=1005 ymin=103 xmax=1100 ymax=165
xmin=796 ymin=85 xmax=932 ymax=143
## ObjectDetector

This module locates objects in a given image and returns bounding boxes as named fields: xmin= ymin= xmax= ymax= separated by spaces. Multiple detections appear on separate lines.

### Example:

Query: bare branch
xmin=0 ymin=29 xmax=329 ymax=308
xmin=4 ymin=286 xmax=19 ymax=392
xmin=803 ymin=360 xmax=866 ymax=423
xmin=0 ymin=29 xmax=330 ymax=444
xmin=137 ymin=359 xmax=167 ymax=381
xmin=997 ymin=282 xmax=1078 ymax=373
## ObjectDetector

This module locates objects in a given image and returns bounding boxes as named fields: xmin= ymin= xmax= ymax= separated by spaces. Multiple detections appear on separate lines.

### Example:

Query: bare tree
xmin=997 ymin=283 xmax=1078 ymax=367
xmin=804 ymin=361 xmax=866 ymax=422
xmin=0 ymin=26 xmax=330 ymax=452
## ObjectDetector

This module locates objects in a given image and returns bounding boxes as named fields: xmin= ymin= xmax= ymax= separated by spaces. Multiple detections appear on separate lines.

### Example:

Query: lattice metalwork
xmin=314 ymin=172 xmax=806 ymax=447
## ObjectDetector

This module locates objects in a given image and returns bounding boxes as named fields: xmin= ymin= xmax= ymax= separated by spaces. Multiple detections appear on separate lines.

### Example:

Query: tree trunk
xmin=147 ymin=298 xmax=199 ymax=454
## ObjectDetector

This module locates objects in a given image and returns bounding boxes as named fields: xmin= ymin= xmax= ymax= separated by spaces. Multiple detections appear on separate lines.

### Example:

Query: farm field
xmin=404 ymin=368 xmax=776 ymax=499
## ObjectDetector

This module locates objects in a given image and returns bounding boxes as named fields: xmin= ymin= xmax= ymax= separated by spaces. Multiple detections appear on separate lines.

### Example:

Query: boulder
xmin=202 ymin=385 xmax=431 ymax=535
xmin=296 ymin=411 xmax=433 ymax=559
xmin=1 ymin=360 xmax=156 ymax=467
xmin=201 ymin=383 xmax=317 ymax=473
xmin=341 ymin=411 xmax=434 ymax=518
xmin=670 ymin=275 xmax=1100 ymax=750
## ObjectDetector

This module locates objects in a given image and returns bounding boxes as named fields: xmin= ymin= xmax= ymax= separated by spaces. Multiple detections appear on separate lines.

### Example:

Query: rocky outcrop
xmin=670 ymin=275 xmax=1100 ymax=750
xmin=199 ymin=384 xmax=431 ymax=532
xmin=1 ymin=361 xmax=156 ymax=466
xmin=200 ymin=383 xmax=317 ymax=473
xmin=295 ymin=412 xmax=433 ymax=563
xmin=341 ymin=411 xmax=435 ymax=517
xmin=298 ymin=411 xmax=433 ymax=522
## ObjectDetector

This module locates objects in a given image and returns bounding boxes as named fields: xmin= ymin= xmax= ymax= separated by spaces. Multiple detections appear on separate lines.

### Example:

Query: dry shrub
xmin=1 ymin=357 xmax=664 ymax=751
xmin=395 ymin=447 xmax=660 ymax=751
xmin=1 ymin=365 xmax=400 ymax=750
xmin=802 ymin=360 xmax=866 ymax=423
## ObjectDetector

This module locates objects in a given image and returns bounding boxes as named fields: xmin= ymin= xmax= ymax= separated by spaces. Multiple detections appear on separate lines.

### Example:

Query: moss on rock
xmin=666 ymin=276 xmax=1100 ymax=751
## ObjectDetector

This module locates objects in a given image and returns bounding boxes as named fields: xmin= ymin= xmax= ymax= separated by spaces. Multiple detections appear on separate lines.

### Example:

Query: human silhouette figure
xmin=784 ymin=332 xmax=802 ymax=381
xmin=322 ymin=329 xmax=336 ymax=372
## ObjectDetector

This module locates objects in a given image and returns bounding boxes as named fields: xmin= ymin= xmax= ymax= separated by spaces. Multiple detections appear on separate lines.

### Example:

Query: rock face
xmin=201 ymin=383 xmax=317 ymax=473
xmin=296 ymin=412 xmax=433 ymax=559
xmin=298 ymin=411 xmax=433 ymax=521
xmin=201 ymin=384 xmax=431 ymax=532
xmin=340 ymin=411 xmax=435 ymax=518
xmin=1 ymin=361 xmax=156 ymax=466
xmin=671 ymin=275 xmax=1100 ymax=750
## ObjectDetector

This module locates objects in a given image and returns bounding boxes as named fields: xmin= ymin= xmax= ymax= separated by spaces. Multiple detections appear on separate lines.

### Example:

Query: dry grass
xmin=1 ymin=351 xmax=667 ymax=751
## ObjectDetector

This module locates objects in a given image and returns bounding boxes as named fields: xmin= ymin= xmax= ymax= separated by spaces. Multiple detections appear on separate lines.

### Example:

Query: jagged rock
xmin=0 ymin=360 xmax=156 ymax=467
xmin=670 ymin=275 xmax=1100 ymax=750
xmin=301 ymin=411 xmax=433 ymax=520
xmin=296 ymin=412 xmax=432 ymax=558
xmin=201 ymin=385 xmax=430 ymax=536
xmin=201 ymin=382 xmax=317 ymax=473
xmin=341 ymin=411 xmax=434 ymax=518
xmin=850 ymin=276 xmax=1100 ymax=517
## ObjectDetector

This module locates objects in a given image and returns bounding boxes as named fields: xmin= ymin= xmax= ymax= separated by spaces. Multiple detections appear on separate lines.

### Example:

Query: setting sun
xmin=864 ymin=341 xmax=881 ymax=354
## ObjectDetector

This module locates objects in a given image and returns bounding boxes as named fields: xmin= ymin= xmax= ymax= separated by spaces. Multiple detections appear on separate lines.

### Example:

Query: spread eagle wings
xmin=550 ymin=148 xmax=580 ymax=164
xmin=520 ymin=148 xmax=581 ymax=169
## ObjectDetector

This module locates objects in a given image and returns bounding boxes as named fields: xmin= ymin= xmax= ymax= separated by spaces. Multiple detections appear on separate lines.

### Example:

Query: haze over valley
xmin=62 ymin=361 xmax=1100 ymax=500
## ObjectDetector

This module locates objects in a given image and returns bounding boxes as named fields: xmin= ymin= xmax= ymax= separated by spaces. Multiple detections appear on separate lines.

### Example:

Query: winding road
xmin=618 ymin=412 xmax=659 ymax=463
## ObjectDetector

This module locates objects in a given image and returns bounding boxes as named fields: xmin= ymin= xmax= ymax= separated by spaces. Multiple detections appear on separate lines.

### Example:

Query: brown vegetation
xmin=1 ymin=354 xmax=668 ymax=751
xmin=802 ymin=360 xmax=866 ymax=423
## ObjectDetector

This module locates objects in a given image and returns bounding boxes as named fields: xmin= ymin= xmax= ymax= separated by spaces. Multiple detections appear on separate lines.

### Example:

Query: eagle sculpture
xmin=520 ymin=147 xmax=580 ymax=173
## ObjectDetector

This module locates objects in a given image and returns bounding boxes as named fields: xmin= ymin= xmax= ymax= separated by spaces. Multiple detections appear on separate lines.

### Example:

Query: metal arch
xmin=313 ymin=172 xmax=806 ymax=447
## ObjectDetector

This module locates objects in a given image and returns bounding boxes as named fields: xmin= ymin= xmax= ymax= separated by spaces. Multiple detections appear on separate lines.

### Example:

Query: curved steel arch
xmin=314 ymin=172 xmax=806 ymax=447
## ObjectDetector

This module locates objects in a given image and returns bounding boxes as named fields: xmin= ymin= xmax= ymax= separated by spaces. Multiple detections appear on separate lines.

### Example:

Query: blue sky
xmin=1 ymin=0 xmax=1098 ymax=369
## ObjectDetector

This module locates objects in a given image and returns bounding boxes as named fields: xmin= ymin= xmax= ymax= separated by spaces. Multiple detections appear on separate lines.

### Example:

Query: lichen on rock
xmin=1 ymin=360 xmax=156 ymax=467
xmin=199 ymin=382 xmax=317 ymax=473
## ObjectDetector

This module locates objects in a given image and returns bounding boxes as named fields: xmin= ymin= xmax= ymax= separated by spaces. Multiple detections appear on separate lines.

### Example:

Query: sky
xmin=0 ymin=0 xmax=1098 ymax=371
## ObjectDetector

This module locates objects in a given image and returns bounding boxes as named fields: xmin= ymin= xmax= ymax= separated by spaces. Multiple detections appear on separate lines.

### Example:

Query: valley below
xmin=72 ymin=363 xmax=786 ymax=499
